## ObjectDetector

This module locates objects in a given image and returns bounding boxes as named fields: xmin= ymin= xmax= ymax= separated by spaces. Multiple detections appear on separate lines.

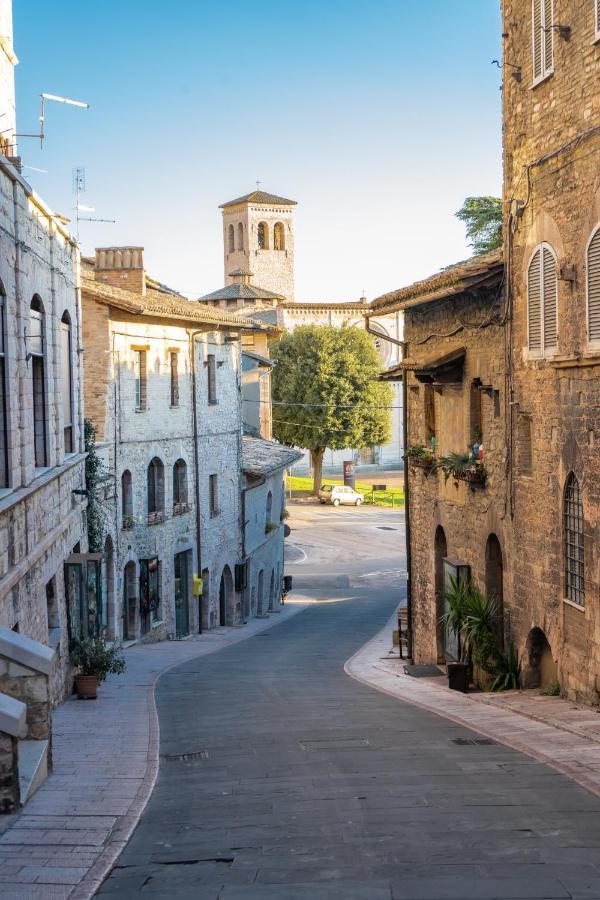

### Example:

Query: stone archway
xmin=523 ymin=627 xmax=558 ymax=689
xmin=485 ymin=534 xmax=504 ymax=649
xmin=434 ymin=526 xmax=447 ymax=664
xmin=219 ymin=565 xmax=234 ymax=626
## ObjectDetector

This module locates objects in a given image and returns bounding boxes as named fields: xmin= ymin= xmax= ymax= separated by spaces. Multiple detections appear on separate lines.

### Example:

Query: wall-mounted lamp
xmin=492 ymin=59 xmax=522 ymax=83
xmin=543 ymin=24 xmax=571 ymax=41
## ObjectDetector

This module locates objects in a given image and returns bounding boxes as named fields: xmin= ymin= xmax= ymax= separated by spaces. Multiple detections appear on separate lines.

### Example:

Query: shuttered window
xmin=596 ymin=0 xmax=600 ymax=40
xmin=209 ymin=473 xmax=219 ymax=516
xmin=527 ymin=244 xmax=557 ymax=356
xmin=532 ymin=0 xmax=553 ymax=82
xmin=134 ymin=350 xmax=147 ymax=410
xmin=587 ymin=226 xmax=600 ymax=343
xmin=207 ymin=354 xmax=217 ymax=405
xmin=170 ymin=351 xmax=179 ymax=406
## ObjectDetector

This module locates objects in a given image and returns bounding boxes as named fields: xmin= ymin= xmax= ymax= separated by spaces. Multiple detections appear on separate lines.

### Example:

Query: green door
xmin=174 ymin=552 xmax=190 ymax=637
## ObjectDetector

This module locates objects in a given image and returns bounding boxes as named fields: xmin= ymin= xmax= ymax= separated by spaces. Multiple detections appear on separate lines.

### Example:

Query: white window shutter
xmin=542 ymin=246 xmax=557 ymax=349
xmin=528 ymin=248 xmax=542 ymax=352
xmin=543 ymin=0 xmax=553 ymax=74
xmin=532 ymin=0 xmax=543 ymax=81
xmin=596 ymin=0 xmax=600 ymax=38
xmin=588 ymin=228 xmax=600 ymax=342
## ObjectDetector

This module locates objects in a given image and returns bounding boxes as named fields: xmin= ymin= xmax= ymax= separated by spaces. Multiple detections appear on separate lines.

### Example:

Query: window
xmin=121 ymin=470 xmax=133 ymax=526
xmin=147 ymin=457 xmax=164 ymax=519
xmin=424 ymin=383 xmax=436 ymax=448
xmin=532 ymin=0 xmax=553 ymax=83
xmin=587 ymin=225 xmax=600 ymax=343
xmin=470 ymin=381 xmax=483 ymax=444
xmin=173 ymin=458 xmax=188 ymax=511
xmin=61 ymin=312 xmax=74 ymax=454
xmin=228 ymin=223 xmax=235 ymax=252
xmin=257 ymin=221 xmax=268 ymax=250
xmin=518 ymin=414 xmax=533 ymax=475
xmin=0 ymin=287 xmax=8 ymax=487
xmin=30 ymin=296 xmax=47 ymax=467
xmin=237 ymin=222 xmax=244 ymax=251
xmin=64 ymin=553 xmax=102 ymax=646
xmin=170 ymin=351 xmax=179 ymax=406
xmin=564 ymin=473 xmax=584 ymax=607
xmin=207 ymin=353 xmax=217 ymax=405
xmin=273 ymin=221 xmax=285 ymax=251
xmin=265 ymin=491 xmax=273 ymax=531
xmin=209 ymin=473 xmax=219 ymax=516
xmin=527 ymin=244 xmax=557 ymax=356
xmin=139 ymin=557 xmax=160 ymax=623
xmin=134 ymin=350 xmax=147 ymax=410
xmin=596 ymin=0 xmax=600 ymax=40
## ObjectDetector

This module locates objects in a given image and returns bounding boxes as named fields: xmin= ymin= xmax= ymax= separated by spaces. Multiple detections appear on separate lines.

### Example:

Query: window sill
xmin=151 ymin=619 xmax=164 ymax=630
xmin=208 ymin=400 xmax=219 ymax=407
xmin=563 ymin=597 xmax=585 ymax=613
xmin=135 ymin=407 xmax=147 ymax=414
xmin=210 ymin=510 xmax=220 ymax=518
xmin=531 ymin=70 xmax=554 ymax=90
xmin=147 ymin=512 xmax=165 ymax=525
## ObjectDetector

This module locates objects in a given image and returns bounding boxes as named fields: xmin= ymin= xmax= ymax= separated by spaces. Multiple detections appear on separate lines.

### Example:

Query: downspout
xmin=12 ymin=180 xmax=27 ymax=488
xmin=189 ymin=329 xmax=204 ymax=633
xmin=401 ymin=343 xmax=413 ymax=662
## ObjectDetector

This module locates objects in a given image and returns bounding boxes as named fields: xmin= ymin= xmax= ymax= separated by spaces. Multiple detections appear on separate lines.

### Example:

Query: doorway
xmin=523 ymin=628 xmax=557 ymax=689
xmin=174 ymin=551 xmax=190 ymax=637
xmin=434 ymin=526 xmax=447 ymax=664
xmin=123 ymin=561 xmax=137 ymax=641
xmin=219 ymin=566 xmax=233 ymax=626
xmin=485 ymin=534 xmax=504 ymax=649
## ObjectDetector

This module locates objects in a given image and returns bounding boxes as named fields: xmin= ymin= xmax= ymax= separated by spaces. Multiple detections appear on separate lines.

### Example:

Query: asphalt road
xmin=99 ymin=503 xmax=600 ymax=899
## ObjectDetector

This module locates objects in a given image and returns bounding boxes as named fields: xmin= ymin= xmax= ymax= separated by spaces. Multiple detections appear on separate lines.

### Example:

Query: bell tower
xmin=220 ymin=189 xmax=296 ymax=300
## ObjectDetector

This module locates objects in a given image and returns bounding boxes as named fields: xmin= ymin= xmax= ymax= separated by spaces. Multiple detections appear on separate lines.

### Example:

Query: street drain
xmin=160 ymin=749 xmax=209 ymax=761
xmin=376 ymin=526 xmax=397 ymax=531
xmin=451 ymin=738 xmax=496 ymax=746
xmin=301 ymin=738 xmax=371 ymax=751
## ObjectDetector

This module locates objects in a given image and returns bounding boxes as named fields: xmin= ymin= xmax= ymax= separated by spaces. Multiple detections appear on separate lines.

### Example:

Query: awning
xmin=401 ymin=347 xmax=466 ymax=384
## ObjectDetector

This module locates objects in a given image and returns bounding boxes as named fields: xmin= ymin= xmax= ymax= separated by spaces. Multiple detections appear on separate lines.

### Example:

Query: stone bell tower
xmin=220 ymin=189 xmax=296 ymax=300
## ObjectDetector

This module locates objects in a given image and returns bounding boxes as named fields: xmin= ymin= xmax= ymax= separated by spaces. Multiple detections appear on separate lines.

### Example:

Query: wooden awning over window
xmin=402 ymin=347 xmax=466 ymax=384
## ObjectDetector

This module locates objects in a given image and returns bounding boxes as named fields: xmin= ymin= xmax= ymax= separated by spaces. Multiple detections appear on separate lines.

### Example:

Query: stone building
xmin=82 ymin=248 xmax=298 ymax=639
xmin=201 ymin=190 xmax=404 ymax=473
xmin=0 ymin=6 xmax=87 ymax=706
xmin=500 ymin=0 xmax=600 ymax=700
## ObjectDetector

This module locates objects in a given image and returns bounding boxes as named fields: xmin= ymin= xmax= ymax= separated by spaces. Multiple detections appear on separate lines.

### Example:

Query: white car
xmin=318 ymin=484 xmax=365 ymax=507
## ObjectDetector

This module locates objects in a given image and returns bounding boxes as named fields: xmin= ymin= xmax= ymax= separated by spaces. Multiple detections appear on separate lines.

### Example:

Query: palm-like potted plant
xmin=439 ymin=575 xmax=472 ymax=691
xmin=71 ymin=637 xmax=126 ymax=699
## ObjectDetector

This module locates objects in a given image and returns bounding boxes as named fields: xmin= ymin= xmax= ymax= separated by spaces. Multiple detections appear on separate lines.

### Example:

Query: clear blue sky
xmin=15 ymin=1 xmax=502 ymax=301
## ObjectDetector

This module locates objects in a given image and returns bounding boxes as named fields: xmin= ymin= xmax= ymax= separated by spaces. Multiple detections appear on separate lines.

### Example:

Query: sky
xmin=14 ymin=1 xmax=502 ymax=302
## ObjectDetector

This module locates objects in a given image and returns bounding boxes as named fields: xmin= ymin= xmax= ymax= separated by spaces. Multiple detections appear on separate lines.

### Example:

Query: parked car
xmin=318 ymin=484 xmax=365 ymax=507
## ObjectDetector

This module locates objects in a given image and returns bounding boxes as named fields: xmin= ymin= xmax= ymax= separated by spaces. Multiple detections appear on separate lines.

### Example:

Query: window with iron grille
xmin=564 ymin=473 xmax=584 ymax=607
xmin=209 ymin=473 xmax=219 ymax=517
xmin=30 ymin=296 xmax=47 ymax=467
xmin=532 ymin=0 xmax=553 ymax=83
xmin=170 ymin=351 xmax=179 ymax=406
xmin=61 ymin=312 xmax=74 ymax=454
xmin=207 ymin=354 xmax=217 ymax=405
xmin=0 ymin=290 xmax=8 ymax=487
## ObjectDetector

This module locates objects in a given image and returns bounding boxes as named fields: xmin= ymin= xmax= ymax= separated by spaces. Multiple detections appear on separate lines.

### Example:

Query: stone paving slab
xmin=345 ymin=612 xmax=600 ymax=801
xmin=0 ymin=603 xmax=307 ymax=900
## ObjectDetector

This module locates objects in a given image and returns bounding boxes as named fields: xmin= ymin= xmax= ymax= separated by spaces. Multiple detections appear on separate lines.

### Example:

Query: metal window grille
xmin=564 ymin=473 xmax=584 ymax=606
xmin=170 ymin=352 xmax=179 ymax=406
xmin=209 ymin=473 xmax=218 ymax=516
xmin=207 ymin=354 xmax=217 ymax=405
xmin=135 ymin=350 xmax=147 ymax=410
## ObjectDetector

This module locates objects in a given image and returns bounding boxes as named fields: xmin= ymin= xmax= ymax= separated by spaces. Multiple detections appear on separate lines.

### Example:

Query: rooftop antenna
xmin=256 ymin=179 xmax=261 ymax=190
xmin=72 ymin=166 xmax=115 ymax=241
xmin=16 ymin=93 xmax=90 ymax=149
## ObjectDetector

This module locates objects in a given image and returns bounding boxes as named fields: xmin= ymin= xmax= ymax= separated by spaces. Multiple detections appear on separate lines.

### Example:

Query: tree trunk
xmin=311 ymin=448 xmax=324 ymax=496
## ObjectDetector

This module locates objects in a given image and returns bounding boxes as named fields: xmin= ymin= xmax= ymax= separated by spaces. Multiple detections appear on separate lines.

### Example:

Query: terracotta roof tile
xmin=220 ymin=190 xmax=297 ymax=208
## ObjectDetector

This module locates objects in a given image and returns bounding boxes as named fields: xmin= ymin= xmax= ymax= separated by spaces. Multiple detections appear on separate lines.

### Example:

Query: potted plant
xmin=122 ymin=514 xmax=135 ymax=530
xmin=71 ymin=637 xmax=126 ymax=699
xmin=437 ymin=452 xmax=486 ymax=486
xmin=439 ymin=575 xmax=472 ymax=692
xmin=404 ymin=445 xmax=436 ymax=473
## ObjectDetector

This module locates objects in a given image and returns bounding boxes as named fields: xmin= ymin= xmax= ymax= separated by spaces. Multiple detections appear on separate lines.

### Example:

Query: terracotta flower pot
xmin=75 ymin=674 xmax=100 ymax=700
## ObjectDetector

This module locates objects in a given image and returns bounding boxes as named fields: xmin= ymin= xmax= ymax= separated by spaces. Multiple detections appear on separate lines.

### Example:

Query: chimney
xmin=95 ymin=247 xmax=146 ymax=296
xmin=229 ymin=267 xmax=253 ymax=286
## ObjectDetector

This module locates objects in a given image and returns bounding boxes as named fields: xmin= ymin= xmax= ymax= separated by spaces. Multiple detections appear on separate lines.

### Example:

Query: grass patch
xmin=286 ymin=475 xmax=404 ymax=508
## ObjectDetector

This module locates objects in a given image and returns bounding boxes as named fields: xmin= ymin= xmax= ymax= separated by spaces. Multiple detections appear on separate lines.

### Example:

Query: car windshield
xmin=321 ymin=484 xmax=333 ymax=491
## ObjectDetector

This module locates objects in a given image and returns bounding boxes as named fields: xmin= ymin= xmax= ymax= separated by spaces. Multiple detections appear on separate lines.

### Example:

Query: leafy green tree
xmin=271 ymin=325 xmax=393 ymax=494
xmin=455 ymin=196 xmax=503 ymax=256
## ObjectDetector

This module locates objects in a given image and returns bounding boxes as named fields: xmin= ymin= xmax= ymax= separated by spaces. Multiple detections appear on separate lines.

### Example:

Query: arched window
xmin=273 ymin=222 xmax=285 ymax=251
xmin=121 ymin=470 xmax=133 ymax=525
xmin=228 ymin=224 xmax=235 ymax=253
xmin=0 ymin=280 xmax=8 ymax=487
xmin=61 ymin=312 xmax=74 ymax=454
xmin=586 ymin=225 xmax=600 ymax=343
xmin=237 ymin=222 xmax=244 ymax=251
xmin=30 ymin=296 xmax=47 ymax=467
xmin=564 ymin=473 xmax=584 ymax=607
xmin=527 ymin=243 xmax=557 ymax=356
xmin=257 ymin=221 xmax=268 ymax=250
xmin=265 ymin=491 xmax=273 ymax=532
xmin=173 ymin=458 xmax=188 ymax=510
xmin=147 ymin=457 xmax=164 ymax=518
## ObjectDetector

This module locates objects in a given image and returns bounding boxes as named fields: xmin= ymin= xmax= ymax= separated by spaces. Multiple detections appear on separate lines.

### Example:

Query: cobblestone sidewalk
xmin=0 ymin=603 xmax=307 ymax=900
xmin=345 ymin=612 xmax=600 ymax=801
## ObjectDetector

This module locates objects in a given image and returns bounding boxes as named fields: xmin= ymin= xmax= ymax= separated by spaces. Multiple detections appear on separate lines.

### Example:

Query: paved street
xmin=99 ymin=504 xmax=600 ymax=900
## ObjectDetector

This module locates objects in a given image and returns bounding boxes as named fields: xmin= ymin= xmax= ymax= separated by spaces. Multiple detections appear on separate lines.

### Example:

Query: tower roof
xmin=197 ymin=283 xmax=285 ymax=303
xmin=219 ymin=190 xmax=297 ymax=209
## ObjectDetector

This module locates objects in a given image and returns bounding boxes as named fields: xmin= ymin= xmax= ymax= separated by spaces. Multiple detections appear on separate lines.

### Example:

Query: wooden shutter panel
xmin=588 ymin=229 xmax=600 ymax=342
xmin=533 ymin=0 xmax=543 ymax=80
xmin=542 ymin=246 xmax=557 ymax=350
xmin=528 ymin=248 xmax=542 ymax=352
xmin=139 ymin=350 xmax=147 ymax=409
xmin=543 ymin=0 xmax=553 ymax=73
xmin=597 ymin=0 xmax=600 ymax=37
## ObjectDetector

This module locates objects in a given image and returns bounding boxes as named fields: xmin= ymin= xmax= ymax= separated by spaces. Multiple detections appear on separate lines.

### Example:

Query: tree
xmin=271 ymin=325 xmax=393 ymax=494
xmin=455 ymin=197 xmax=502 ymax=256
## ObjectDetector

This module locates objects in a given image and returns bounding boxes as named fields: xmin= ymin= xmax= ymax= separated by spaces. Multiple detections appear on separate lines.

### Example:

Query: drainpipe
xmin=189 ymin=329 xmax=204 ymax=633
xmin=401 ymin=341 xmax=413 ymax=663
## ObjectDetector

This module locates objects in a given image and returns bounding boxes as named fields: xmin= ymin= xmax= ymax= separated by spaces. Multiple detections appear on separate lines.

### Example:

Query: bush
xmin=71 ymin=637 xmax=126 ymax=681
xmin=491 ymin=644 xmax=521 ymax=691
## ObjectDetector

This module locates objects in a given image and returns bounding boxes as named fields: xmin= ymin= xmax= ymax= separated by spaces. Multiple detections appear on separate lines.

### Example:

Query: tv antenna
xmin=72 ymin=167 xmax=115 ymax=241
xmin=16 ymin=93 xmax=90 ymax=149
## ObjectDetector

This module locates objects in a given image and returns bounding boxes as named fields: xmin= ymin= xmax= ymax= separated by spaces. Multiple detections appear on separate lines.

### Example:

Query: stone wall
xmin=503 ymin=0 xmax=600 ymax=700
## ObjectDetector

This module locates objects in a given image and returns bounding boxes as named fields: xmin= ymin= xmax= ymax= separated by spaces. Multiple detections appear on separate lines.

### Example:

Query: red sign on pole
xmin=343 ymin=460 xmax=355 ymax=488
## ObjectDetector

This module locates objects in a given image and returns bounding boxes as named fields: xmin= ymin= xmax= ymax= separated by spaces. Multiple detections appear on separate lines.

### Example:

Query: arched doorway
xmin=103 ymin=536 xmax=115 ymax=639
xmin=257 ymin=570 xmax=264 ymax=616
xmin=434 ymin=526 xmax=447 ymax=664
xmin=201 ymin=568 xmax=210 ymax=631
xmin=219 ymin=566 xmax=233 ymax=626
xmin=523 ymin=627 xmax=557 ymax=689
xmin=485 ymin=534 xmax=504 ymax=648
xmin=268 ymin=570 xmax=275 ymax=611
xmin=122 ymin=561 xmax=137 ymax=641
